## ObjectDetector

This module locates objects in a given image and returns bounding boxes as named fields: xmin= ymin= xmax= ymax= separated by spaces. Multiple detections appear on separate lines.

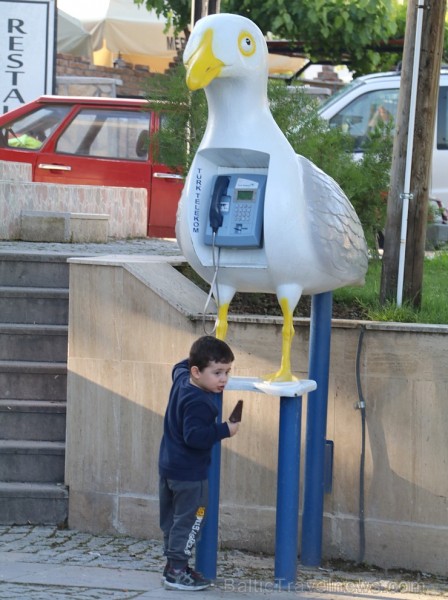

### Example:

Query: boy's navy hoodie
xmin=159 ymin=359 xmax=231 ymax=481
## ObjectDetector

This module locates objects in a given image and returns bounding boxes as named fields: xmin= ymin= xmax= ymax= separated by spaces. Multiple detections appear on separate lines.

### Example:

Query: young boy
xmin=159 ymin=335 xmax=239 ymax=591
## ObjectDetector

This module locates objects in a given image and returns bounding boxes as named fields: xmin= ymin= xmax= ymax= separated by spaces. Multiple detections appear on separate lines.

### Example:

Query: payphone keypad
xmin=235 ymin=204 xmax=253 ymax=222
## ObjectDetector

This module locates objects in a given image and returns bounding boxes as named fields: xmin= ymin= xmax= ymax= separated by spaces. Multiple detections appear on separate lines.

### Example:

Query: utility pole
xmin=380 ymin=0 xmax=446 ymax=307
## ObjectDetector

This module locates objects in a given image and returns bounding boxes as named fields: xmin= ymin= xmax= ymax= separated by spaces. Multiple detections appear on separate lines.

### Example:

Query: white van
xmin=318 ymin=69 xmax=448 ymax=207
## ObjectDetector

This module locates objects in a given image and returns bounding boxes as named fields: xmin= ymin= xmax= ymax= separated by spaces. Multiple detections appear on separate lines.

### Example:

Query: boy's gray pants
xmin=159 ymin=477 xmax=208 ymax=569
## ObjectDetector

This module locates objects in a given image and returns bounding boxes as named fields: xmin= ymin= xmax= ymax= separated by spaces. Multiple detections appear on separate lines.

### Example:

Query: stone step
xmin=0 ymin=323 xmax=68 ymax=362
xmin=0 ymin=400 xmax=66 ymax=441
xmin=0 ymin=360 xmax=67 ymax=401
xmin=0 ymin=440 xmax=65 ymax=483
xmin=0 ymin=253 xmax=70 ymax=288
xmin=0 ymin=361 xmax=67 ymax=401
xmin=0 ymin=253 xmax=70 ymax=528
xmin=0 ymin=286 xmax=68 ymax=324
xmin=0 ymin=482 xmax=68 ymax=526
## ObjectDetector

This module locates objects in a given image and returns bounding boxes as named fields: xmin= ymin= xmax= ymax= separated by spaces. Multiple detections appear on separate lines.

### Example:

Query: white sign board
xmin=0 ymin=0 xmax=55 ymax=114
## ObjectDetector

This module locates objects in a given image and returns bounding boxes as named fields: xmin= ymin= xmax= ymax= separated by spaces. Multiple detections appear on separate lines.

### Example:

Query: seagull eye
xmin=238 ymin=31 xmax=256 ymax=56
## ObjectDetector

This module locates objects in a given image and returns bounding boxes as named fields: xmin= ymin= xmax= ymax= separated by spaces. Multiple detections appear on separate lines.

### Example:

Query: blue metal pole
xmin=301 ymin=291 xmax=333 ymax=566
xmin=274 ymin=394 xmax=302 ymax=588
xmin=195 ymin=392 xmax=222 ymax=579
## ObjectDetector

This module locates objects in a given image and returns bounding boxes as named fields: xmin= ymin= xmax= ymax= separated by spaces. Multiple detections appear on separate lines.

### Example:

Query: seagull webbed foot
xmin=264 ymin=368 xmax=298 ymax=383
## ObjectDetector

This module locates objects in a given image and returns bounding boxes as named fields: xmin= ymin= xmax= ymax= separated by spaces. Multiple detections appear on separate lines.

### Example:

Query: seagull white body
xmin=177 ymin=14 xmax=368 ymax=381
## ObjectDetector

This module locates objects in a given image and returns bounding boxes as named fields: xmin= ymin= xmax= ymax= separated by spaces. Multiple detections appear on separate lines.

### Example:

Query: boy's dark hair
xmin=189 ymin=336 xmax=234 ymax=371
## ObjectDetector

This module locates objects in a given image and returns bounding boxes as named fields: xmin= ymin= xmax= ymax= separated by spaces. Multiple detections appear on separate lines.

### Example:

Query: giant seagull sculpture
xmin=176 ymin=13 xmax=368 ymax=382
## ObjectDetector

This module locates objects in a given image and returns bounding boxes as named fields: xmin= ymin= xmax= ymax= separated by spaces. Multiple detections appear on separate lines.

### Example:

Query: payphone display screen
xmin=237 ymin=190 xmax=255 ymax=201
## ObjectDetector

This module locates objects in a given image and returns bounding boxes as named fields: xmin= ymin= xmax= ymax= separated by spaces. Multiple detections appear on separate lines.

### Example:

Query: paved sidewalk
xmin=0 ymin=526 xmax=446 ymax=600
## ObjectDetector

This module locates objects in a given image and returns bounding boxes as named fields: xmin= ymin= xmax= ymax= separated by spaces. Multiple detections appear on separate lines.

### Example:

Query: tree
xmin=380 ymin=0 xmax=447 ymax=308
xmin=133 ymin=0 xmax=191 ymax=37
xmin=133 ymin=0 xmax=219 ymax=36
xmin=134 ymin=0 xmax=448 ymax=75
xmin=225 ymin=0 xmax=401 ymax=75
xmin=134 ymin=0 xmax=403 ymax=74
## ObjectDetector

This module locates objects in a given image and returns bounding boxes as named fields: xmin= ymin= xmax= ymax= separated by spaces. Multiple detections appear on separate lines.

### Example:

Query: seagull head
xmin=183 ymin=13 xmax=268 ymax=91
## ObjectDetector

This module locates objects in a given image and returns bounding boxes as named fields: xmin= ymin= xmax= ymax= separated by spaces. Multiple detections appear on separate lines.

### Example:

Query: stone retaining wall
xmin=65 ymin=256 xmax=448 ymax=576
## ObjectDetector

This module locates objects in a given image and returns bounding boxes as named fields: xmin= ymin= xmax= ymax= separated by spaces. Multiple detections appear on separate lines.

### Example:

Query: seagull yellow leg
xmin=216 ymin=302 xmax=229 ymax=340
xmin=266 ymin=297 xmax=297 ymax=382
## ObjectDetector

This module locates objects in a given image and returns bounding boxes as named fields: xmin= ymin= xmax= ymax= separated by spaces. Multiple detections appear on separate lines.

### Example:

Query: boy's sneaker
xmin=164 ymin=566 xmax=211 ymax=591
xmin=161 ymin=561 xmax=169 ymax=584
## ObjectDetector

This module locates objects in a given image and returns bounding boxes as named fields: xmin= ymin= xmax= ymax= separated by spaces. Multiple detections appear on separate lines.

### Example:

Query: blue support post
xmin=274 ymin=394 xmax=303 ymax=588
xmin=301 ymin=292 xmax=333 ymax=566
xmin=195 ymin=393 xmax=222 ymax=579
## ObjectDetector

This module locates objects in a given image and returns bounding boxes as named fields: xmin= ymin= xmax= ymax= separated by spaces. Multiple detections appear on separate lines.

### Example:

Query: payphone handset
xmin=204 ymin=173 xmax=267 ymax=248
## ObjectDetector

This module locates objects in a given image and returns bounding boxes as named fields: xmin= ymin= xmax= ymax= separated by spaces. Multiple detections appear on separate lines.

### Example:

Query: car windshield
xmin=318 ymin=78 xmax=367 ymax=113
xmin=326 ymin=89 xmax=399 ymax=151
xmin=0 ymin=105 xmax=72 ymax=150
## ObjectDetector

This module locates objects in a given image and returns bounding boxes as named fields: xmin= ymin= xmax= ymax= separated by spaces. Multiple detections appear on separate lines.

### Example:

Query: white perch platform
xmin=226 ymin=376 xmax=317 ymax=397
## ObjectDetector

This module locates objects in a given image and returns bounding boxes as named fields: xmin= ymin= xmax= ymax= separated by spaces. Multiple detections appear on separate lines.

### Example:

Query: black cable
xmin=355 ymin=325 xmax=366 ymax=565
xmin=202 ymin=232 xmax=220 ymax=335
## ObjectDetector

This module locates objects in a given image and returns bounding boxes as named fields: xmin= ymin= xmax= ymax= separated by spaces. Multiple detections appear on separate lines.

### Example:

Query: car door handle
xmin=37 ymin=163 xmax=72 ymax=171
xmin=153 ymin=172 xmax=184 ymax=180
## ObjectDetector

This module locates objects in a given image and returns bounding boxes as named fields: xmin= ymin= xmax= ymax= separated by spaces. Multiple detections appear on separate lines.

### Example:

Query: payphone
xmin=205 ymin=173 xmax=267 ymax=248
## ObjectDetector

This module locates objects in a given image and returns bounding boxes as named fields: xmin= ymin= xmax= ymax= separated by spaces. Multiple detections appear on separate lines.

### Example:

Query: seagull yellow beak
xmin=185 ymin=28 xmax=225 ymax=91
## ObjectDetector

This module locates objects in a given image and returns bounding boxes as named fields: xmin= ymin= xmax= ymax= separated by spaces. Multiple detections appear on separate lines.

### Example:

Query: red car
xmin=0 ymin=96 xmax=184 ymax=238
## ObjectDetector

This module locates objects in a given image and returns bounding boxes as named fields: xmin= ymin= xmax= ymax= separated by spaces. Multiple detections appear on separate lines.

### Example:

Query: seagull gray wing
xmin=298 ymin=154 xmax=368 ymax=282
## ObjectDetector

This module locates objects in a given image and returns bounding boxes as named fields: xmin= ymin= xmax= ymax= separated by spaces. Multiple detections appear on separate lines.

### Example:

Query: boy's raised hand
xmin=227 ymin=420 xmax=240 ymax=437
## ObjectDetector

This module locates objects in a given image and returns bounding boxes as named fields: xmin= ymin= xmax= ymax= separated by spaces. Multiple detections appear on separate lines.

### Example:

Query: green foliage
xmin=367 ymin=301 xmax=418 ymax=322
xmin=334 ymin=253 xmax=448 ymax=324
xmin=340 ymin=123 xmax=393 ymax=249
xmin=134 ymin=0 xmax=448 ymax=75
xmin=181 ymin=254 xmax=448 ymax=324
xmin=143 ymin=64 xmax=207 ymax=170
xmin=268 ymin=81 xmax=393 ymax=248
xmin=144 ymin=66 xmax=393 ymax=250
xmin=133 ymin=0 xmax=191 ymax=35
xmin=225 ymin=0 xmax=398 ymax=74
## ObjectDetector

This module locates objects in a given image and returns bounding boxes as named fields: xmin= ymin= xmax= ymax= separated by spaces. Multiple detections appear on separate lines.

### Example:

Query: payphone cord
xmin=202 ymin=232 xmax=221 ymax=335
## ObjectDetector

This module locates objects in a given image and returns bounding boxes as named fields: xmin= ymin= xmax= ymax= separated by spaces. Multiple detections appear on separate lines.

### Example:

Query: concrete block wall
xmin=65 ymin=256 xmax=448 ymax=576
xmin=56 ymin=53 xmax=169 ymax=98
xmin=20 ymin=211 xmax=109 ymax=243
xmin=0 ymin=161 xmax=147 ymax=240
xmin=0 ymin=161 xmax=32 ymax=182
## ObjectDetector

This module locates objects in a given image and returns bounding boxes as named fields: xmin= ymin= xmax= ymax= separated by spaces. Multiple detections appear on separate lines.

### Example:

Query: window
xmin=1 ymin=106 xmax=71 ymax=150
xmin=329 ymin=89 xmax=399 ymax=151
xmin=56 ymin=109 xmax=151 ymax=161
